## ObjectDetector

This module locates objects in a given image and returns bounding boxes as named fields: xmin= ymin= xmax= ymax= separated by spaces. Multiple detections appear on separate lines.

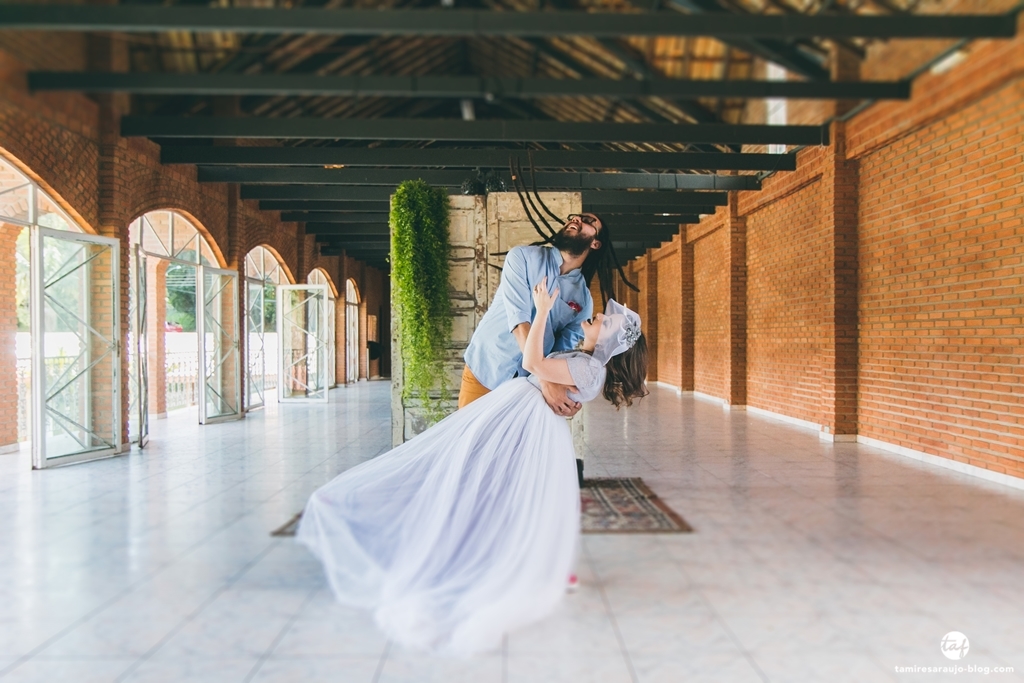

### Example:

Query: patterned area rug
xmin=272 ymin=477 xmax=691 ymax=537
xmin=581 ymin=478 xmax=691 ymax=534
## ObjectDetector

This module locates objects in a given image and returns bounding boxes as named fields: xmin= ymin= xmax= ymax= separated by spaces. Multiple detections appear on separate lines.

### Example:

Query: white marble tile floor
xmin=1 ymin=381 xmax=1022 ymax=682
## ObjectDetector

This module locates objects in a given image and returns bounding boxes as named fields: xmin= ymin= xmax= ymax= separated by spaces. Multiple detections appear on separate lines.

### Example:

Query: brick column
xmin=334 ymin=298 xmax=345 ymax=385
xmin=638 ymin=254 xmax=658 ymax=383
xmin=91 ymin=31 xmax=132 ymax=449
xmin=146 ymin=258 xmax=168 ymax=418
xmin=380 ymin=273 xmax=391 ymax=378
xmin=726 ymin=193 xmax=748 ymax=407
xmin=820 ymin=122 xmax=859 ymax=439
xmin=819 ymin=45 xmax=860 ymax=439
xmin=339 ymin=256 xmax=349 ymax=384
xmin=225 ymin=184 xmax=248 ymax=412
xmin=358 ymin=299 xmax=368 ymax=380
xmin=0 ymin=223 xmax=20 ymax=452
xmin=679 ymin=238 xmax=695 ymax=392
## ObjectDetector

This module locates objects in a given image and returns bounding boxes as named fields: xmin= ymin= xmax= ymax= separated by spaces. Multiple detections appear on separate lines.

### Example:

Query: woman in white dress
xmin=297 ymin=278 xmax=649 ymax=656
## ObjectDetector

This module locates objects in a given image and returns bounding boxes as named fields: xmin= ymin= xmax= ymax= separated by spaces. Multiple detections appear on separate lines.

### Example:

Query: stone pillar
xmin=726 ymin=193 xmax=748 ymax=408
xmin=146 ymin=258 xmax=168 ymax=418
xmin=0 ymin=222 xmax=20 ymax=452
xmin=392 ymin=195 xmax=487 ymax=444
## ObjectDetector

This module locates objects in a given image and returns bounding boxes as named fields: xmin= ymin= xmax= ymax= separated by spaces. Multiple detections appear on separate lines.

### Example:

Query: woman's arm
xmin=522 ymin=278 xmax=577 ymax=386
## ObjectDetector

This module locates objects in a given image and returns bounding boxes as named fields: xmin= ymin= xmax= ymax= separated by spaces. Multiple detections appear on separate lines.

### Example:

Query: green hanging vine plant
xmin=390 ymin=179 xmax=452 ymax=423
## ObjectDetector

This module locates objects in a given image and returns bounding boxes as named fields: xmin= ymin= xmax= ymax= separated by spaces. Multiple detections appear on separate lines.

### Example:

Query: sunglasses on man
xmin=566 ymin=214 xmax=600 ymax=227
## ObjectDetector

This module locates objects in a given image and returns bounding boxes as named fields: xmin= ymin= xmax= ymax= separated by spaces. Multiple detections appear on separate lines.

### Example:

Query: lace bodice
xmin=526 ymin=351 xmax=606 ymax=403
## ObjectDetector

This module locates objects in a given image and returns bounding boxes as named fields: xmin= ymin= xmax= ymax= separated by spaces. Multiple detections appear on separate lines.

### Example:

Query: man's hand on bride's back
xmin=539 ymin=379 xmax=582 ymax=418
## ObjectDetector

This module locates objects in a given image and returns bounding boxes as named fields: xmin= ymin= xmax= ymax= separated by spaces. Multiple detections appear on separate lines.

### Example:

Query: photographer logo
xmin=941 ymin=632 xmax=970 ymax=660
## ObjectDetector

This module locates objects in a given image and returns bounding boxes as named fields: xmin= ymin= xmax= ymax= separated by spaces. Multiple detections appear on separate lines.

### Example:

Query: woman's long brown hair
xmin=602 ymin=333 xmax=650 ymax=409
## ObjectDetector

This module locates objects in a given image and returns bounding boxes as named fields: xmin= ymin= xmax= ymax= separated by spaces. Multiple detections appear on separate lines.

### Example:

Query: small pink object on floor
xmin=567 ymin=574 xmax=579 ymax=592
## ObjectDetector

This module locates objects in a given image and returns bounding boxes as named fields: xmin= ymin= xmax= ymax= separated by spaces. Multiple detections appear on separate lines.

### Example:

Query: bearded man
xmin=459 ymin=212 xmax=605 ymax=420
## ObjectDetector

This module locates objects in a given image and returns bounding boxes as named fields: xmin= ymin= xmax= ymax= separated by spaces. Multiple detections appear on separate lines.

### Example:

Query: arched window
xmin=245 ymin=245 xmax=286 ymax=285
xmin=1 ymin=157 xmax=84 ymax=234
xmin=128 ymin=210 xmax=240 ymax=427
xmin=244 ymin=246 xmax=288 ymax=409
xmin=129 ymin=211 xmax=217 ymax=266
xmin=3 ymin=152 xmax=121 ymax=468
xmin=307 ymin=269 xmax=337 ymax=389
xmin=346 ymin=279 xmax=360 ymax=384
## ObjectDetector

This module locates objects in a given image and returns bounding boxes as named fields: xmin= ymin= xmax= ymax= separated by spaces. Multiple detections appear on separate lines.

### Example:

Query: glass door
xmin=346 ymin=300 xmax=359 ymax=383
xmin=31 ymin=227 xmax=121 ymax=468
xmin=197 ymin=265 xmax=241 ymax=424
xmin=327 ymin=297 xmax=336 ymax=388
xmin=278 ymin=284 xmax=329 ymax=403
xmin=128 ymin=245 xmax=149 ymax=447
xmin=246 ymin=277 xmax=266 ymax=410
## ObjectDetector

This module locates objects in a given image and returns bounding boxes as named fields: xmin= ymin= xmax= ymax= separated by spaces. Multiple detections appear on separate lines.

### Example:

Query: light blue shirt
xmin=465 ymin=245 xmax=593 ymax=390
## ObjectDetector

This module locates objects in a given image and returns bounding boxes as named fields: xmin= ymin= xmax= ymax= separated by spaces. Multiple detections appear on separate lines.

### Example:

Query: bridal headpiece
xmin=592 ymin=299 xmax=642 ymax=366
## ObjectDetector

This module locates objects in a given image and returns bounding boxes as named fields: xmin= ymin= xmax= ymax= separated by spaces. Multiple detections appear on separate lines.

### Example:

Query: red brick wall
xmin=0 ymin=44 xmax=386 ymax=449
xmin=0 ymin=222 xmax=19 ymax=449
xmin=744 ymin=172 xmax=827 ymax=424
xmin=652 ymin=239 xmax=684 ymax=388
xmin=691 ymin=211 xmax=730 ymax=399
xmin=628 ymin=29 xmax=1024 ymax=479
xmin=857 ymin=81 xmax=1024 ymax=478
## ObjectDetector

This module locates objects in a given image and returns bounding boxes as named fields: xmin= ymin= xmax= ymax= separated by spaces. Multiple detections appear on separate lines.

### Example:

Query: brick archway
xmin=0 ymin=148 xmax=94 ymax=454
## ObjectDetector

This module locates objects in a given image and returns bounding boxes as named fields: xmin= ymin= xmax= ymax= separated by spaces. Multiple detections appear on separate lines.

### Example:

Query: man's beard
xmin=552 ymin=227 xmax=594 ymax=257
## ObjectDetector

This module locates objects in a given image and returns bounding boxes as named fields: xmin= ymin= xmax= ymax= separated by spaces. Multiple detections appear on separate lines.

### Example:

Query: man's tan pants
xmin=457 ymin=365 xmax=491 ymax=409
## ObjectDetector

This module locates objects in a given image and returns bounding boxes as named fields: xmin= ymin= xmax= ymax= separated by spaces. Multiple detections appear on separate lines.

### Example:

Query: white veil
xmin=592 ymin=299 xmax=642 ymax=366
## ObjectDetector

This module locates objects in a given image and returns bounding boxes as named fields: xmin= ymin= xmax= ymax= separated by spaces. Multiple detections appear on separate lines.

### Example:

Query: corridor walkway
xmin=1 ymin=383 xmax=1022 ymax=682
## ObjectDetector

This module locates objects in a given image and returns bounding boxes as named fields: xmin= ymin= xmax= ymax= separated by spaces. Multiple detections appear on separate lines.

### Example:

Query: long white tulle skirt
xmin=296 ymin=378 xmax=580 ymax=656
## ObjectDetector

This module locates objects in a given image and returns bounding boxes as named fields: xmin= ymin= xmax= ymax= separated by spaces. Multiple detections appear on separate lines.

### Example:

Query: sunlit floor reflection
xmin=1 ymin=381 xmax=1022 ymax=682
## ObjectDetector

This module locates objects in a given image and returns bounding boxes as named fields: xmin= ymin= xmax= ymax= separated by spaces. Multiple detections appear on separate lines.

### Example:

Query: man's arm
xmin=512 ymin=322 xmax=581 ymax=417
xmin=500 ymin=247 xmax=535 ymax=334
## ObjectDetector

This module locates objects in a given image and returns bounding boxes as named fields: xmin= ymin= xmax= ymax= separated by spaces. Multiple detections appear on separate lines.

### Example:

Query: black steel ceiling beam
xmin=124 ymin=117 xmax=827 ymax=145
xmin=269 ymin=202 xmax=389 ymax=212
xmin=307 ymin=222 xmax=682 ymax=237
xmin=299 ymin=214 xmax=698 ymax=228
xmin=289 ymin=201 xmax=722 ymax=214
xmin=309 ymin=236 xmax=389 ymax=244
xmin=2 ymin=6 xmax=1014 ymax=38
xmin=596 ymin=216 xmax=695 ymax=225
xmin=246 ymin=184 xmax=727 ymax=204
xmin=164 ymin=146 xmax=796 ymax=171
xmin=243 ymin=186 xmax=394 ymax=201
xmin=272 ymin=200 xmax=385 ymax=214
xmin=200 ymin=166 xmax=761 ymax=191
xmin=585 ymin=203 xmax=718 ymax=213
xmin=315 ymin=235 xmax=666 ymax=251
xmin=327 ymin=248 xmax=390 ymax=255
xmin=304 ymin=223 xmax=390 ymax=233
xmin=595 ymin=190 xmax=730 ymax=207
xmin=284 ymin=211 xmax=389 ymax=222
xmin=30 ymin=72 xmax=912 ymax=100
xmin=321 ymin=250 xmax=388 ymax=261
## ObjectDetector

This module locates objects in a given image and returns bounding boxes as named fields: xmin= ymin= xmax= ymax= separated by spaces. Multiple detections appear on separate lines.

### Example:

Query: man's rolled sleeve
xmin=500 ymin=247 xmax=534 ymax=333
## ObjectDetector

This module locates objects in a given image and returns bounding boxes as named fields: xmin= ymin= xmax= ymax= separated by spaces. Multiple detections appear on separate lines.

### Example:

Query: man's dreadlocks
xmin=581 ymin=215 xmax=639 ymax=307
